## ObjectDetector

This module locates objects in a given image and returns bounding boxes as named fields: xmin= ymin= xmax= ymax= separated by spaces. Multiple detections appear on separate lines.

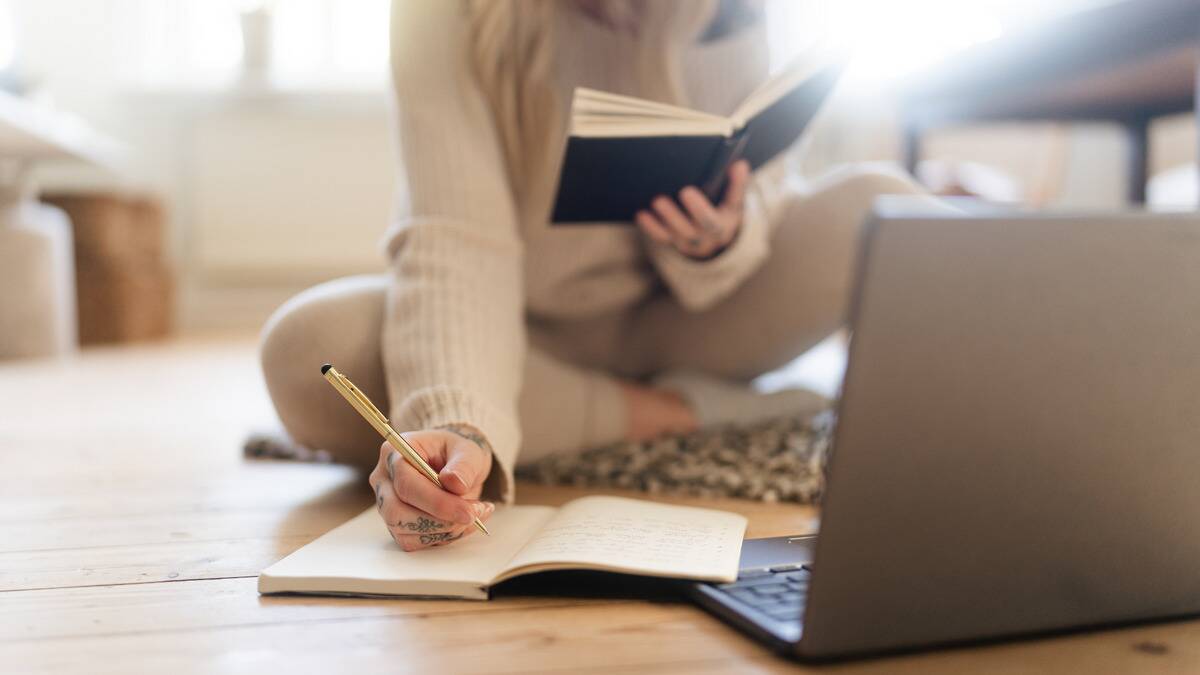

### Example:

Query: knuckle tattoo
xmin=419 ymin=532 xmax=463 ymax=546
xmin=390 ymin=515 xmax=445 ymax=533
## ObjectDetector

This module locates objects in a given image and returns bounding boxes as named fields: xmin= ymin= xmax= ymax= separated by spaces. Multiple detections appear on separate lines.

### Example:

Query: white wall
xmin=11 ymin=0 xmax=396 ymax=332
xmin=186 ymin=95 xmax=394 ymax=281
xmin=11 ymin=0 xmax=1196 ymax=335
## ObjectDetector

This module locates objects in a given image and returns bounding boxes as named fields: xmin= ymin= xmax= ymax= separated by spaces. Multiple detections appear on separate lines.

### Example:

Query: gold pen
xmin=321 ymin=363 xmax=490 ymax=536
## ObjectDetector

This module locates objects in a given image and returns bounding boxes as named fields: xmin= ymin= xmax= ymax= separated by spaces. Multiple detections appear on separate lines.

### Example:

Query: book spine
xmin=700 ymin=128 xmax=751 ymax=203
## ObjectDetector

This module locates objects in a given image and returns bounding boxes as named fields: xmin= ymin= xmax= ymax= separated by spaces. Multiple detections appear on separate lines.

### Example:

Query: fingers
xmin=392 ymin=504 xmax=496 ymax=552
xmin=373 ymin=438 xmax=478 ymax=525
xmin=639 ymin=196 xmax=716 ymax=258
xmin=722 ymin=159 xmax=750 ymax=211
xmin=651 ymin=195 xmax=703 ymax=248
xmin=636 ymin=209 xmax=673 ymax=245
xmin=678 ymin=187 xmax=722 ymax=236
xmin=636 ymin=161 xmax=751 ymax=257
xmin=377 ymin=480 xmax=457 ymax=534
xmin=393 ymin=529 xmax=469 ymax=551
xmin=679 ymin=187 xmax=734 ymax=247
xmin=439 ymin=437 xmax=490 ymax=496
xmin=369 ymin=453 xmax=497 ymax=552
xmin=369 ymin=470 xmax=453 ymax=552
xmin=394 ymin=457 xmax=485 ymax=525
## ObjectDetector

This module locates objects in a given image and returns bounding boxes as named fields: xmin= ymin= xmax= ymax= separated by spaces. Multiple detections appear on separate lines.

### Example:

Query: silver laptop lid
xmin=801 ymin=201 xmax=1200 ymax=658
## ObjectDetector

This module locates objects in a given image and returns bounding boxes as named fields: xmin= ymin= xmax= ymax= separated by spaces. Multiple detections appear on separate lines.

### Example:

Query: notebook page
xmin=260 ymin=505 xmax=556 ymax=593
xmin=500 ymin=496 xmax=747 ymax=582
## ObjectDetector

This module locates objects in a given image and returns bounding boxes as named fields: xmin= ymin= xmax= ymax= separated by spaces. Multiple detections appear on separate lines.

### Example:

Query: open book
xmin=259 ymin=496 xmax=748 ymax=600
xmin=551 ymin=58 xmax=844 ymax=223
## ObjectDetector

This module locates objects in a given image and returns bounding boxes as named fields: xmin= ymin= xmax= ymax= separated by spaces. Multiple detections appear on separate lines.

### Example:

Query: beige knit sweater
xmin=384 ymin=1 xmax=799 ymax=501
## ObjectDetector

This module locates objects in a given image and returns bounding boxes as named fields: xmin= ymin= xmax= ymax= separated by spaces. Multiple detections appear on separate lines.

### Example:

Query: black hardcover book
xmin=551 ymin=59 xmax=844 ymax=224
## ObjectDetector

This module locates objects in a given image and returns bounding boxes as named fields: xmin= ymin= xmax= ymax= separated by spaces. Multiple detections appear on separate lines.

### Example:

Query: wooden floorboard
xmin=3 ymin=337 xmax=1200 ymax=673
xmin=1 ymin=577 xmax=617 ymax=643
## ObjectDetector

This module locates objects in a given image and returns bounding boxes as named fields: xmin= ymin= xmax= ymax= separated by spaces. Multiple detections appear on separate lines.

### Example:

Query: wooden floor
xmin=3 ymin=337 xmax=1199 ymax=673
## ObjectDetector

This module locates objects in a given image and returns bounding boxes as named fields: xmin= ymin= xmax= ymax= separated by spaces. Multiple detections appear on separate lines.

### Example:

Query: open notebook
xmin=259 ymin=496 xmax=747 ymax=600
xmin=551 ymin=57 xmax=845 ymax=223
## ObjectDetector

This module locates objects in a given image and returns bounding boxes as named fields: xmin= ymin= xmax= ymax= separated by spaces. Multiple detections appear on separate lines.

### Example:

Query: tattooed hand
xmin=636 ymin=159 xmax=750 ymax=260
xmin=367 ymin=425 xmax=496 ymax=552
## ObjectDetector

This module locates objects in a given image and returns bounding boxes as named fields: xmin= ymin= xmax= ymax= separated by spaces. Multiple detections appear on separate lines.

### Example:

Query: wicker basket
xmin=42 ymin=193 xmax=174 ymax=344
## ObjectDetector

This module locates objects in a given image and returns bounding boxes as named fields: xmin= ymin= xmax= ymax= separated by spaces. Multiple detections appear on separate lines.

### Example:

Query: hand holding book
xmin=551 ymin=58 xmax=843 ymax=224
xmin=636 ymin=159 xmax=750 ymax=260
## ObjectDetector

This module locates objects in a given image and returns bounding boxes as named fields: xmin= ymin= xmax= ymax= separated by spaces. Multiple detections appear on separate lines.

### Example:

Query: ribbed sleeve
xmin=382 ymin=0 xmax=524 ymax=502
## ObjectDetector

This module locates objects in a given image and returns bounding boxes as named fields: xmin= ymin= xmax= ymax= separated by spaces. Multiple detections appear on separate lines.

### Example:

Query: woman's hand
xmin=636 ymin=159 xmax=750 ymax=260
xmin=367 ymin=426 xmax=495 ymax=551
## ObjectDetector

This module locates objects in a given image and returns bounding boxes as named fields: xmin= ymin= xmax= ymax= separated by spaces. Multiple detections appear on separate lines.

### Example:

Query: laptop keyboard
xmin=712 ymin=563 xmax=811 ymax=624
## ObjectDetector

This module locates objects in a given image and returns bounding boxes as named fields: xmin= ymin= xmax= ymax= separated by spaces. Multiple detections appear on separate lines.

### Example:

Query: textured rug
xmin=515 ymin=411 xmax=834 ymax=504
xmin=244 ymin=433 xmax=334 ymax=463
xmin=246 ymin=410 xmax=834 ymax=505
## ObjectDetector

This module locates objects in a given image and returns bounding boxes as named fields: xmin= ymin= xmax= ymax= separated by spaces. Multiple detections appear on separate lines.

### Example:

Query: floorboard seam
xmin=0 ymin=534 xmax=322 ymax=555
xmin=0 ymin=599 xmax=633 ymax=644
xmin=0 ymin=574 xmax=258 ymax=594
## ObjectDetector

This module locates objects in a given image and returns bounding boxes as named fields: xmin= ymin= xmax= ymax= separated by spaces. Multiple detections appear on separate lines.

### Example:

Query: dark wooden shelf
xmin=900 ymin=0 xmax=1200 ymax=203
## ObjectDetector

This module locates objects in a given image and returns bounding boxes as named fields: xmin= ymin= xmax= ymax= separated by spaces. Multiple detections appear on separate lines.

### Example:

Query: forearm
xmin=382 ymin=220 xmax=525 ymax=503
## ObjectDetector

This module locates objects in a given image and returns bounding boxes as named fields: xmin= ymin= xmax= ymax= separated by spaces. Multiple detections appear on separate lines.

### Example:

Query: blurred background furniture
xmin=0 ymin=89 xmax=124 ymax=359
xmin=901 ymin=0 xmax=1200 ymax=205
xmin=42 ymin=192 xmax=173 ymax=344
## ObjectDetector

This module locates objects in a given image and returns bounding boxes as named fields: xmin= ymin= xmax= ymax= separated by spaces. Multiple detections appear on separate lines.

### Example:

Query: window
xmin=18 ymin=0 xmax=391 ymax=89
xmin=764 ymin=0 xmax=1100 ymax=90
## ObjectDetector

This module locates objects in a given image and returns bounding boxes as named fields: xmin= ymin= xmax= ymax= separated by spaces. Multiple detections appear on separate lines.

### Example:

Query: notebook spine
xmin=700 ymin=127 xmax=751 ymax=203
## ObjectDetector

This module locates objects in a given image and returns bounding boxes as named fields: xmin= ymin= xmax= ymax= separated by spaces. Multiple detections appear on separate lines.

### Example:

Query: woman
xmin=260 ymin=0 xmax=923 ymax=551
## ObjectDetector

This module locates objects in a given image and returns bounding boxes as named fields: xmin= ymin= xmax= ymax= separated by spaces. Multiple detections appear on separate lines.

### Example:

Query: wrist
xmin=435 ymin=423 xmax=494 ymax=456
xmin=685 ymin=219 xmax=743 ymax=262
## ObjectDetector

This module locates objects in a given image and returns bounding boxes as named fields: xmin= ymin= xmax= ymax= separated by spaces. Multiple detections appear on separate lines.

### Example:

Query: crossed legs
xmin=260 ymin=276 xmax=630 ymax=467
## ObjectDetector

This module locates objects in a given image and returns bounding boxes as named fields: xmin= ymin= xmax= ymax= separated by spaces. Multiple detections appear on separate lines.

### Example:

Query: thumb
xmin=722 ymin=160 xmax=749 ymax=210
xmin=438 ymin=435 xmax=490 ymax=496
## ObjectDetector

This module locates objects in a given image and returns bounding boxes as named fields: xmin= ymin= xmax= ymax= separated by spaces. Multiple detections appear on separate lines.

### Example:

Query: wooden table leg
xmin=1125 ymin=116 xmax=1150 ymax=205
xmin=902 ymin=120 xmax=923 ymax=176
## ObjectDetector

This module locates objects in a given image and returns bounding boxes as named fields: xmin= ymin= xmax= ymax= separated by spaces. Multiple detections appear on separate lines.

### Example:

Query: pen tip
xmin=320 ymin=363 xmax=333 ymax=375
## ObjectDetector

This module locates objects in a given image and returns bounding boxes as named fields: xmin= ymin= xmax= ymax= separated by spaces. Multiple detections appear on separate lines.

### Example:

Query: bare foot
xmin=619 ymin=381 xmax=699 ymax=442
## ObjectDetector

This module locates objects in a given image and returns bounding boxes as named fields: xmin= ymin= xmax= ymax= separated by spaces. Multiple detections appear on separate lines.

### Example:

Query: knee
xmin=818 ymin=162 xmax=924 ymax=207
xmin=260 ymin=275 xmax=388 ymax=452
xmin=260 ymin=291 xmax=318 ymax=410
xmin=263 ymin=279 xmax=357 ymax=391
xmin=261 ymin=274 xmax=386 ymax=371
xmin=782 ymin=163 xmax=925 ymax=249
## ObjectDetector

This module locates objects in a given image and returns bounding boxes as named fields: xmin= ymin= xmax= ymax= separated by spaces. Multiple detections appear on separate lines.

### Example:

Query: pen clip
xmin=336 ymin=371 xmax=390 ymax=425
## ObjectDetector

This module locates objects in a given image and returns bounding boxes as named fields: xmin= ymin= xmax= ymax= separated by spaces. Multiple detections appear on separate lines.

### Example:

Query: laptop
xmin=689 ymin=199 xmax=1200 ymax=660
